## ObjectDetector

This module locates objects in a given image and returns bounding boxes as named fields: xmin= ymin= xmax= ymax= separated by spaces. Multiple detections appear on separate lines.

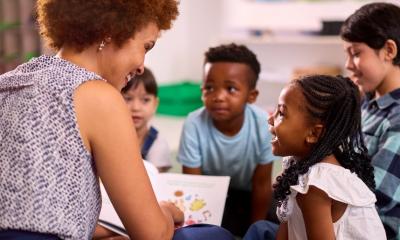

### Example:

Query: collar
xmin=365 ymin=89 xmax=400 ymax=110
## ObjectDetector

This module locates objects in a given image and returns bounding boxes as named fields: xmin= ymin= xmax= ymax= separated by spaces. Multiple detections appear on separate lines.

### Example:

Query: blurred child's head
xmin=270 ymin=75 xmax=375 ymax=205
xmin=340 ymin=2 xmax=400 ymax=94
xmin=121 ymin=67 xmax=159 ymax=131
xmin=202 ymin=43 xmax=260 ymax=123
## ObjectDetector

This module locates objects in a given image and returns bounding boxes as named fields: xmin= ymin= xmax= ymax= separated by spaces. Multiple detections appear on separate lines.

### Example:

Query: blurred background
xmin=1 ymin=0 xmax=398 ymax=173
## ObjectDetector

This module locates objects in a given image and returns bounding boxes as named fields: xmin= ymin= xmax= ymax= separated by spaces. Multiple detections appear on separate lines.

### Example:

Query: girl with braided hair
xmin=244 ymin=75 xmax=385 ymax=240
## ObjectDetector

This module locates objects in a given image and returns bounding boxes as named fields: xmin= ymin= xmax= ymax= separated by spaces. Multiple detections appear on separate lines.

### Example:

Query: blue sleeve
xmin=177 ymin=117 xmax=202 ymax=168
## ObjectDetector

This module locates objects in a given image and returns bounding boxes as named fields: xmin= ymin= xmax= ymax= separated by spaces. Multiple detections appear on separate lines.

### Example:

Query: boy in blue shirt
xmin=178 ymin=43 xmax=277 ymax=236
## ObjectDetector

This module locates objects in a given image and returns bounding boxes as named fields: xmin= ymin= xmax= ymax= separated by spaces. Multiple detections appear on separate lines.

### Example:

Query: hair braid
xmin=274 ymin=75 xmax=375 ymax=206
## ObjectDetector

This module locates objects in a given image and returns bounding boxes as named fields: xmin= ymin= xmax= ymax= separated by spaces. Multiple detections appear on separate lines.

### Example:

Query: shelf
xmin=221 ymin=35 xmax=342 ymax=46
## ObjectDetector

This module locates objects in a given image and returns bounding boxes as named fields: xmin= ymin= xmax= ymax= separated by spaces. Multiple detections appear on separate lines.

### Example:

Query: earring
xmin=98 ymin=40 xmax=106 ymax=51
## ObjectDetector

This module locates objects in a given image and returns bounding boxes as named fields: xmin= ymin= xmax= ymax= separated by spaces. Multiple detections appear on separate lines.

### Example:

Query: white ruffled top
xmin=277 ymin=162 xmax=386 ymax=240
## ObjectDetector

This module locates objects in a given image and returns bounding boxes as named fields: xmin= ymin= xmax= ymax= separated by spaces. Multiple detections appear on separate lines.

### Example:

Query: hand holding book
xmin=98 ymin=161 xmax=230 ymax=237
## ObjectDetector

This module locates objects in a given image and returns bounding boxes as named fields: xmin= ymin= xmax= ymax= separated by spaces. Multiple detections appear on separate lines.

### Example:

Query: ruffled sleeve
xmin=291 ymin=163 xmax=376 ymax=207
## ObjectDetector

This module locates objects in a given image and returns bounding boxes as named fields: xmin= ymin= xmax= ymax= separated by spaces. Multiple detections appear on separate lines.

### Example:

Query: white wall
xmin=146 ymin=0 xmax=399 ymax=87
xmin=145 ymin=0 xmax=225 ymax=84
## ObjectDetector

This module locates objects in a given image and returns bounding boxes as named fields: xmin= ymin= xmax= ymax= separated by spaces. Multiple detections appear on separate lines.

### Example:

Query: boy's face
xmin=343 ymin=41 xmax=389 ymax=94
xmin=202 ymin=62 xmax=258 ymax=123
xmin=122 ymin=82 xmax=158 ymax=132
xmin=267 ymin=85 xmax=314 ymax=159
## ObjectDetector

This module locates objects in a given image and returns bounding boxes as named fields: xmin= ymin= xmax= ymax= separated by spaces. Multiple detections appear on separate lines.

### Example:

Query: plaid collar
xmin=365 ymin=88 xmax=400 ymax=110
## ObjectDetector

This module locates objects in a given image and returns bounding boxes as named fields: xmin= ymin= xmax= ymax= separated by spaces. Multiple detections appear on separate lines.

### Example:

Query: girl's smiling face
xmin=268 ymin=85 xmax=317 ymax=159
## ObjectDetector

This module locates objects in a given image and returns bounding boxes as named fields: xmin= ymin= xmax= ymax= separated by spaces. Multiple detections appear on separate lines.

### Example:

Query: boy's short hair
xmin=340 ymin=2 xmax=400 ymax=66
xmin=204 ymin=43 xmax=261 ymax=89
xmin=121 ymin=67 xmax=158 ymax=96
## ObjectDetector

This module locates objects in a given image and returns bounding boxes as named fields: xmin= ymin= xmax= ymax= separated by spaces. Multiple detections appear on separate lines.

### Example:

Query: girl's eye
xmin=275 ymin=108 xmax=284 ymax=119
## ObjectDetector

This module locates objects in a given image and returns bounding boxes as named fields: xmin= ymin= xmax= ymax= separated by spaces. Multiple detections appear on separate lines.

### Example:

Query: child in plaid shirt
xmin=341 ymin=2 xmax=400 ymax=239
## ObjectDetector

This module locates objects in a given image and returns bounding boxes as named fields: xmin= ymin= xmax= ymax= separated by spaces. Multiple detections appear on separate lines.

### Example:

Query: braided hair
xmin=273 ymin=75 xmax=375 ymax=206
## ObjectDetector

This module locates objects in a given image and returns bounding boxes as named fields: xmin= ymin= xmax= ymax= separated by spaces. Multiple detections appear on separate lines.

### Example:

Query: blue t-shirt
xmin=177 ymin=104 xmax=277 ymax=190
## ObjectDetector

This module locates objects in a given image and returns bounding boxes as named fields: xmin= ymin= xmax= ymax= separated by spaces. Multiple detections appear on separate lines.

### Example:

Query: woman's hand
xmin=159 ymin=201 xmax=185 ymax=228
xmin=92 ymin=225 xmax=129 ymax=240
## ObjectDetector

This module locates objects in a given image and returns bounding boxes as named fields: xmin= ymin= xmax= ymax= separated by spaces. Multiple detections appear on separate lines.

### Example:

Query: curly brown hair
xmin=36 ymin=0 xmax=179 ymax=52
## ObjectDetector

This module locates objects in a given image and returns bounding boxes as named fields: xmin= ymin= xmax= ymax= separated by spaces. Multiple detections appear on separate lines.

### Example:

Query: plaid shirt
xmin=362 ymin=89 xmax=400 ymax=240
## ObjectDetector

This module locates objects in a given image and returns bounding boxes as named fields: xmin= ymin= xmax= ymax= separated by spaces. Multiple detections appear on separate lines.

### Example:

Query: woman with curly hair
xmin=243 ymin=75 xmax=385 ymax=240
xmin=0 ymin=0 xmax=193 ymax=239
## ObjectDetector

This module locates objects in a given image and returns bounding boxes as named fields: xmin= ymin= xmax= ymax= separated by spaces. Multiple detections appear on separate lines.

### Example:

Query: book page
xmin=155 ymin=173 xmax=230 ymax=226
xmin=99 ymin=161 xmax=230 ymax=235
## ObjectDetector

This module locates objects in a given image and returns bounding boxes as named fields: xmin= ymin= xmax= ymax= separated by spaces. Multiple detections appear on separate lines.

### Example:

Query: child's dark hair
xmin=273 ymin=75 xmax=376 ymax=206
xmin=204 ymin=43 xmax=260 ymax=89
xmin=121 ymin=67 xmax=158 ymax=96
xmin=340 ymin=2 xmax=400 ymax=66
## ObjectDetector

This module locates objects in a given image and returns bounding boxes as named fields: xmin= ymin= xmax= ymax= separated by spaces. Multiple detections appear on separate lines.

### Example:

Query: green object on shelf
xmin=24 ymin=52 xmax=39 ymax=61
xmin=0 ymin=21 xmax=20 ymax=32
xmin=157 ymin=81 xmax=203 ymax=117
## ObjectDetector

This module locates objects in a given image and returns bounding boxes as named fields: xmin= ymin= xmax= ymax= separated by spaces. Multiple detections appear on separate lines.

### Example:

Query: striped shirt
xmin=362 ymin=89 xmax=400 ymax=240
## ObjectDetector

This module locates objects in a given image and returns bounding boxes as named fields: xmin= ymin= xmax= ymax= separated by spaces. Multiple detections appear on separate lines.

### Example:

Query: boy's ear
xmin=306 ymin=124 xmax=324 ymax=144
xmin=247 ymin=89 xmax=259 ymax=103
xmin=384 ymin=39 xmax=398 ymax=62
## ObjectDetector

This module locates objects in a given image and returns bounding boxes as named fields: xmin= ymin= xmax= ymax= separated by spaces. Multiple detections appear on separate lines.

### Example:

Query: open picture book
xmin=98 ymin=161 xmax=230 ymax=237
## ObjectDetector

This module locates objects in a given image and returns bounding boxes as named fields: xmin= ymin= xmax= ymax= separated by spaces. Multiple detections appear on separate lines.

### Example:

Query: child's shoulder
xmin=291 ymin=163 xmax=376 ymax=206
xmin=183 ymin=107 xmax=206 ymax=121
xmin=183 ymin=107 xmax=210 ymax=129
xmin=245 ymin=104 xmax=268 ymax=119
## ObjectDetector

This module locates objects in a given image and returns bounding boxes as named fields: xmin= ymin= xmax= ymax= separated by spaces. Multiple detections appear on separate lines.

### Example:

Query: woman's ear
xmin=306 ymin=124 xmax=324 ymax=144
xmin=384 ymin=39 xmax=398 ymax=62
xmin=247 ymin=89 xmax=259 ymax=103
